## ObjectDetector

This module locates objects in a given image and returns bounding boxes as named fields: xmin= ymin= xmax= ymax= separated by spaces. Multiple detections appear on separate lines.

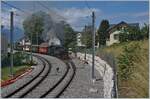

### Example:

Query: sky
xmin=1 ymin=1 xmax=149 ymax=33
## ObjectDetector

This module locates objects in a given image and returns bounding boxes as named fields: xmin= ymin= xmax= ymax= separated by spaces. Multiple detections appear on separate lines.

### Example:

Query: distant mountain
xmin=1 ymin=26 xmax=24 ymax=42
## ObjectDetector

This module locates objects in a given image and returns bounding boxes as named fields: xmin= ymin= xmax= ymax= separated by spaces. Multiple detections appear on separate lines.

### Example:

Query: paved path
xmin=60 ymin=58 xmax=104 ymax=98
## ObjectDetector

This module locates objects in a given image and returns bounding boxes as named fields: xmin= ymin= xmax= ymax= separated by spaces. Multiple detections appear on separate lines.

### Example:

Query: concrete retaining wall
xmin=77 ymin=52 xmax=114 ymax=98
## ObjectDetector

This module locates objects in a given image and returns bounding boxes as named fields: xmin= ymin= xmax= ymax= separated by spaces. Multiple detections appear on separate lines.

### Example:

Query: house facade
xmin=18 ymin=36 xmax=31 ymax=51
xmin=76 ymin=32 xmax=85 ymax=47
xmin=77 ymin=32 xmax=99 ymax=48
xmin=106 ymin=21 xmax=139 ymax=46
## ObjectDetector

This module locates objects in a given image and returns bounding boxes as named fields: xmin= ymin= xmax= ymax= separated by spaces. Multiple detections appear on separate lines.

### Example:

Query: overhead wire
xmin=2 ymin=8 xmax=24 ymax=17
xmin=1 ymin=1 xmax=30 ymax=15
xmin=1 ymin=18 xmax=23 ymax=28
xmin=37 ymin=1 xmax=91 ymax=30
xmin=37 ymin=1 xmax=66 ymax=21
xmin=1 ymin=1 xmax=31 ymax=28
xmin=2 ymin=1 xmax=92 ymax=31
xmin=84 ymin=0 xmax=93 ymax=14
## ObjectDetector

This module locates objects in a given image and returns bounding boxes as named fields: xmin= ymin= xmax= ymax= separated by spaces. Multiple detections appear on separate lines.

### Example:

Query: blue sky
xmin=1 ymin=1 xmax=149 ymax=32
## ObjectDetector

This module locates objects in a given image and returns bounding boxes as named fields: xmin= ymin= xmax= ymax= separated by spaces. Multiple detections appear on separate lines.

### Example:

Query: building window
xmin=114 ymin=34 xmax=119 ymax=40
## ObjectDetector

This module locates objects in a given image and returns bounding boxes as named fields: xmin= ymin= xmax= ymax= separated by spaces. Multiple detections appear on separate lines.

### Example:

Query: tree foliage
xmin=81 ymin=25 xmax=92 ymax=48
xmin=64 ymin=24 xmax=77 ymax=51
xmin=119 ymin=24 xmax=149 ymax=42
xmin=97 ymin=20 xmax=109 ymax=47
xmin=141 ymin=23 xmax=149 ymax=39
xmin=23 ymin=11 xmax=45 ymax=44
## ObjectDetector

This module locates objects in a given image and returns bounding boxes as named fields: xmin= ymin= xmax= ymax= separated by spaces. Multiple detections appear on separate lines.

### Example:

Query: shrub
xmin=117 ymin=43 xmax=141 ymax=80
xmin=1 ymin=52 xmax=31 ymax=67
xmin=1 ymin=54 xmax=10 ymax=67
xmin=119 ymin=26 xmax=145 ymax=42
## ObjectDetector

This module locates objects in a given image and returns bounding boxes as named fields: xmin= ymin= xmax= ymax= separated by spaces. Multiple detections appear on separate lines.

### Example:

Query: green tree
xmin=64 ymin=24 xmax=77 ymax=51
xmin=119 ymin=28 xmax=129 ymax=42
xmin=81 ymin=25 xmax=92 ymax=48
xmin=23 ymin=11 xmax=45 ymax=44
xmin=119 ymin=26 xmax=143 ymax=42
xmin=98 ymin=20 xmax=109 ymax=47
xmin=128 ymin=26 xmax=142 ymax=40
xmin=141 ymin=23 xmax=149 ymax=39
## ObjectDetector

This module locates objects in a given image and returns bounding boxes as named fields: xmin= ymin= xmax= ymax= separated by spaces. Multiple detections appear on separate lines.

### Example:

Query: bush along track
xmin=99 ymin=40 xmax=149 ymax=98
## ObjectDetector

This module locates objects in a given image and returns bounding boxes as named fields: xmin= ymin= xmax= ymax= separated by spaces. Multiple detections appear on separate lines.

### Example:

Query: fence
xmin=97 ymin=52 xmax=118 ymax=98
xmin=77 ymin=52 xmax=118 ymax=98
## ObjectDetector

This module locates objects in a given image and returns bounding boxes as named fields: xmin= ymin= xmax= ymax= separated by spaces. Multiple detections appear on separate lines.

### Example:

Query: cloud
xmin=1 ymin=11 xmax=10 ymax=28
xmin=53 ymin=7 xmax=101 ymax=30
xmin=133 ymin=11 xmax=149 ymax=17
xmin=107 ymin=11 xmax=149 ymax=20
xmin=1 ymin=9 xmax=24 ymax=29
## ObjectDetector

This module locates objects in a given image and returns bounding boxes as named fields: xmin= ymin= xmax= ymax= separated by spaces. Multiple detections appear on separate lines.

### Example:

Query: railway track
xmin=53 ymin=60 xmax=76 ymax=98
xmin=3 ymin=55 xmax=51 ymax=98
xmin=2 ymin=54 xmax=76 ymax=98
xmin=43 ymin=59 xmax=76 ymax=98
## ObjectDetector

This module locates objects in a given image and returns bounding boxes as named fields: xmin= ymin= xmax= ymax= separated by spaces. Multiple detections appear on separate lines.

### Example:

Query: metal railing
xmin=97 ymin=52 xmax=118 ymax=98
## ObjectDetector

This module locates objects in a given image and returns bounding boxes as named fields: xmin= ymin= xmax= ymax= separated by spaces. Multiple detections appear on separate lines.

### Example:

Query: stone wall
xmin=77 ymin=52 xmax=114 ymax=98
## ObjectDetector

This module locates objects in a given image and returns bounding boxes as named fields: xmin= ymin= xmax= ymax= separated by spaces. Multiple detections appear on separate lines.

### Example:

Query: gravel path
xmin=60 ymin=58 xmax=104 ymax=98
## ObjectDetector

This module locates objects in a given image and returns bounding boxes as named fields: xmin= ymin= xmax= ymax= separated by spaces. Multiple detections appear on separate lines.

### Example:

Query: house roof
xmin=107 ymin=21 xmax=139 ymax=34
xmin=107 ymin=21 xmax=128 ymax=33
xmin=39 ymin=42 xmax=49 ymax=47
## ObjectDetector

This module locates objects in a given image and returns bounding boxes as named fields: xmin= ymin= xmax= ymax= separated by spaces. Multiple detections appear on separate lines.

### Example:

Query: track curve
xmin=2 ymin=53 xmax=76 ymax=98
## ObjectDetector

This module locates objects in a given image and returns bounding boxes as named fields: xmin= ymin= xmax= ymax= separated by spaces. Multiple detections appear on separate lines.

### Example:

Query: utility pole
xmin=10 ymin=11 xmax=14 ymax=76
xmin=30 ymin=28 xmax=33 ymax=63
xmin=30 ymin=1 xmax=35 ymax=63
xmin=84 ymin=25 xmax=87 ymax=61
xmin=37 ymin=32 xmax=38 ymax=45
xmin=89 ymin=11 xmax=97 ymax=93
xmin=92 ymin=11 xmax=95 ymax=81
xmin=35 ymin=1 xmax=38 ymax=46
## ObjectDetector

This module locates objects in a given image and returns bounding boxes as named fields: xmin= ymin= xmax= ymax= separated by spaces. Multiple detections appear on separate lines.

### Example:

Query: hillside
xmin=1 ymin=27 xmax=24 ymax=42
xmin=97 ymin=40 xmax=149 ymax=98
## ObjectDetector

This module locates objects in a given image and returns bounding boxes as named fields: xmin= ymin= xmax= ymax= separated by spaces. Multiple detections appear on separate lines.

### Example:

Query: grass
xmin=1 ymin=52 xmax=36 ymax=82
xmin=97 ymin=39 xmax=149 ymax=98
xmin=1 ymin=65 xmax=31 ymax=81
